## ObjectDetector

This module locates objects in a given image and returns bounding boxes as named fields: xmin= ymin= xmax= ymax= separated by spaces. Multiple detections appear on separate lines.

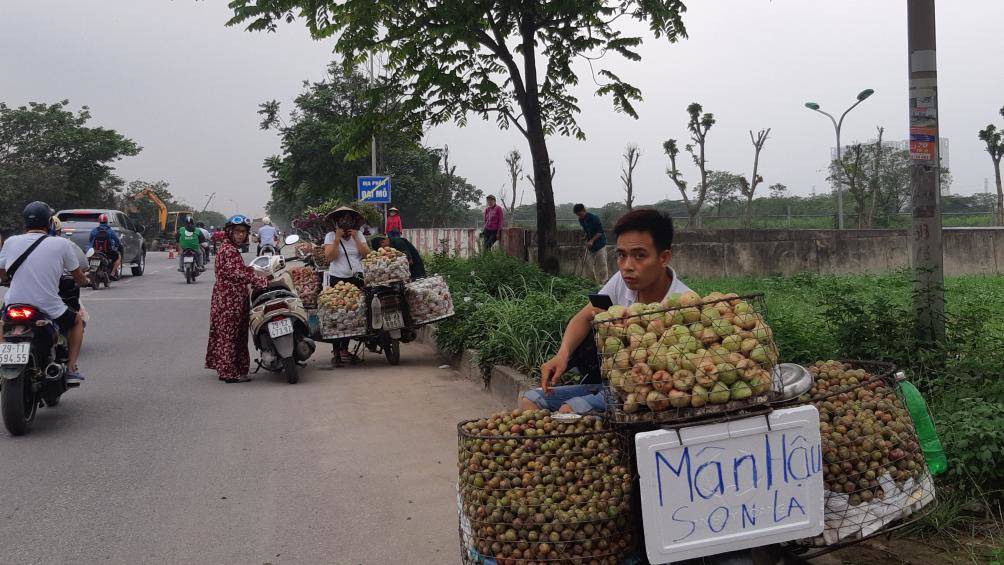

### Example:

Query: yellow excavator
xmin=127 ymin=188 xmax=193 ymax=251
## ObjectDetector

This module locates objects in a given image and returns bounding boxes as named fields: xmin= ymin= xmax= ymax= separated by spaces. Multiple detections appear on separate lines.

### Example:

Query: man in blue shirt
xmin=88 ymin=213 xmax=123 ymax=280
xmin=574 ymin=204 xmax=608 ymax=281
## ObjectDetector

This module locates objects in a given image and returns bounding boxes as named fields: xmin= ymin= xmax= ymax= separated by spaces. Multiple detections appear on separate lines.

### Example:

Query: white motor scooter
xmin=248 ymin=235 xmax=315 ymax=383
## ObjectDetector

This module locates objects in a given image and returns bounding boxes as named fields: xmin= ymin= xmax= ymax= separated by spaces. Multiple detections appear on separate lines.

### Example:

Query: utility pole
xmin=907 ymin=0 xmax=945 ymax=343
xmin=368 ymin=54 xmax=386 ymax=230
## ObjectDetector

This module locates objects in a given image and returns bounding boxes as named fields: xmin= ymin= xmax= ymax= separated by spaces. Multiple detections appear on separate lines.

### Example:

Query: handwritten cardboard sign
xmin=636 ymin=405 xmax=824 ymax=563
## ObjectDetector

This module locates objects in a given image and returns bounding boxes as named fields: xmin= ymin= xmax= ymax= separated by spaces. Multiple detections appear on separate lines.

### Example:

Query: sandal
xmin=223 ymin=376 xmax=252 ymax=383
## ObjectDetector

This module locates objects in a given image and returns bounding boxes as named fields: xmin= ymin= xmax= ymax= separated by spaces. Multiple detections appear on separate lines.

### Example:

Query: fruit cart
xmin=456 ymin=290 xmax=941 ymax=565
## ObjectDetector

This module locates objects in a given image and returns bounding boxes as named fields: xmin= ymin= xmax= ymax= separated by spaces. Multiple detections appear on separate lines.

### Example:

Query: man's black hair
xmin=613 ymin=208 xmax=675 ymax=252
xmin=572 ymin=203 xmax=585 ymax=214
xmin=486 ymin=195 xmax=496 ymax=201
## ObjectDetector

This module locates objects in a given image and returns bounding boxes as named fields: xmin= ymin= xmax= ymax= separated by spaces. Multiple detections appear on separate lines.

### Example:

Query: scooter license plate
xmin=0 ymin=343 xmax=30 ymax=366
xmin=268 ymin=318 xmax=294 ymax=338
xmin=382 ymin=311 xmax=405 ymax=330
xmin=89 ymin=260 xmax=102 ymax=268
xmin=183 ymin=256 xmax=195 ymax=264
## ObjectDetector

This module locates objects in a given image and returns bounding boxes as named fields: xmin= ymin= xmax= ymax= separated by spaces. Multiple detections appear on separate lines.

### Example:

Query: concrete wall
xmin=404 ymin=226 xmax=1004 ymax=280
xmin=535 ymin=227 xmax=1004 ymax=280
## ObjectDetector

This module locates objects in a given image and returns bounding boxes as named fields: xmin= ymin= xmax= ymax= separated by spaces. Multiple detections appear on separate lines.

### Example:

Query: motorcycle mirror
xmin=86 ymin=248 xmax=95 ymax=258
xmin=284 ymin=234 xmax=300 ymax=246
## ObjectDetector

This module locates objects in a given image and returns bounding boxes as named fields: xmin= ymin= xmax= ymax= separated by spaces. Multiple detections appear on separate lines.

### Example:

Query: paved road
xmin=0 ymin=252 xmax=503 ymax=564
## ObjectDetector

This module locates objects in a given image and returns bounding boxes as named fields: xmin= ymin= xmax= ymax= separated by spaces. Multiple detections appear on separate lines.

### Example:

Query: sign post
xmin=357 ymin=176 xmax=392 ymax=205
xmin=635 ymin=405 xmax=824 ymax=563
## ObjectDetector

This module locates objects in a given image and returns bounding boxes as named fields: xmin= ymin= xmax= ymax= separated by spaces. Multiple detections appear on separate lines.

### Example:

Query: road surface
xmin=0 ymin=252 xmax=503 ymax=564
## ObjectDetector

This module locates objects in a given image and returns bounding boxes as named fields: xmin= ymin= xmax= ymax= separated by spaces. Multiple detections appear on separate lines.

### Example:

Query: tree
xmin=665 ymin=103 xmax=715 ymax=228
xmin=768 ymin=183 xmax=788 ymax=199
xmin=500 ymin=149 xmax=524 ymax=216
xmin=258 ymin=64 xmax=481 ymax=227
xmin=0 ymin=100 xmax=140 ymax=232
xmin=620 ymin=144 xmax=641 ymax=211
xmin=977 ymin=106 xmax=1004 ymax=225
xmin=226 ymin=0 xmax=689 ymax=274
xmin=706 ymin=171 xmax=743 ymax=217
xmin=737 ymin=128 xmax=769 ymax=228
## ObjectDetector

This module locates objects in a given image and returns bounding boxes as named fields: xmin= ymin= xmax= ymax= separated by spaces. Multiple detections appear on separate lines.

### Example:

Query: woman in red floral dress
xmin=205 ymin=214 xmax=267 ymax=382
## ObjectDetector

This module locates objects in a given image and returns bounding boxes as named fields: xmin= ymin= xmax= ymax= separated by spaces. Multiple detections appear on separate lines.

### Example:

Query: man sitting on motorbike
xmin=177 ymin=216 xmax=206 ymax=273
xmin=89 ymin=213 xmax=123 ymax=280
xmin=0 ymin=202 xmax=90 ymax=385
xmin=256 ymin=217 xmax=278 ymax=256
xmin=196 ymin=221 xmax=211 ymax=263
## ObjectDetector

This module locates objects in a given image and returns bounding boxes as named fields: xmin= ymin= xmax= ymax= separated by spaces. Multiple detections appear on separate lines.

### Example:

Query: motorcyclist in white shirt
xmin=256 ymin=217 xmax=278 ymax=256
xmin=0 ymin=202 xmax=90 ymax=385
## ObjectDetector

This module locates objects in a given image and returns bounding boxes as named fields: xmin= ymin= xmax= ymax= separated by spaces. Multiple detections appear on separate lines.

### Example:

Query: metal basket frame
xmin=457 ymin=417 xmax=637 ymax=565
xmin=593 ymin=293 xmax=783 ymax=426
xmin=781 ymin=361 xmax=937 ymax=555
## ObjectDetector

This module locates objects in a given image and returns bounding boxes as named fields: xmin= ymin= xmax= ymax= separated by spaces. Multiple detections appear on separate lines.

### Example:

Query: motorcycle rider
xmin=0 ymin=202 xmax=90 ymax=385
xmin=197 ymin=221 xmax=211 ymax=263
xmin=256 ymin=216 xmax=278 ymax=256
xmin=89 ymin=213 xmax=123 ymax=280
xmin=177 ymin=216 xmax=206 ymax=273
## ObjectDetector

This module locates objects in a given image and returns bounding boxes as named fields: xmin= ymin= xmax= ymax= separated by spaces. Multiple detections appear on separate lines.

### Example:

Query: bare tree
xmin=526 ymin=160 xmax=556 ymax=191
xmin=665 ymin=103 xmax=715 ymax=228
xmin=500 ymin=149 xmax=524 ymax=215
xmin=621 ymin=144 xmax=641 ymax=211
xmin=978 ymin=106 xmax=1004 ymax=225
xmin=865 ymin=127 xmax=885 ymax=227
xmin=737 ymin=128 xmax=770 ymax=228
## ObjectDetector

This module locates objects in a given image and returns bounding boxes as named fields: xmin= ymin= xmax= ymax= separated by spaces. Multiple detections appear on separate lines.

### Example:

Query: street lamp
xmin=804 ymin=89 xmax=875 ymax=229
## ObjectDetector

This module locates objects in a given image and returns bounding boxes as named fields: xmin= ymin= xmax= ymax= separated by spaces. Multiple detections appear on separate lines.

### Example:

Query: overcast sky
xmin=2 ymin=1 xmax=1001 ymax=218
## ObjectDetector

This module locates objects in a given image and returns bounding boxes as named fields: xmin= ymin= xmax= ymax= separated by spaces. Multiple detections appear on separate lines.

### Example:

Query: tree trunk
xmin=519 ymin=20 xmax=559 ymax=275
xmin=744 ymin=195 xmax=754 ymax=228
xmin=995 ymin=157 xmax=1003 ymax=226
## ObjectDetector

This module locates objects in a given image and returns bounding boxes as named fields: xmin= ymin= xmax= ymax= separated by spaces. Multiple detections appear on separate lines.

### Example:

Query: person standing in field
xmin=574 ymin=204 xmax=609 ymax=281
xmin=482 ymin=195 xmax=504 ymax=251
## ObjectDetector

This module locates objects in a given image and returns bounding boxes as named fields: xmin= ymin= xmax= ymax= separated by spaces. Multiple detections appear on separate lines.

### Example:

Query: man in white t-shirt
xmin=0 ymin=202 xmax=91 ymax=385
xmin=256 ymin=217 xmax=278 ymax=256
xmin=520 ymin=208 xmax=691 ymax=414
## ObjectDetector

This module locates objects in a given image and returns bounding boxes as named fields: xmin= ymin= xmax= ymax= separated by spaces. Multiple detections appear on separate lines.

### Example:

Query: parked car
xmin=56 ymin=209 xmax=147 ymax=277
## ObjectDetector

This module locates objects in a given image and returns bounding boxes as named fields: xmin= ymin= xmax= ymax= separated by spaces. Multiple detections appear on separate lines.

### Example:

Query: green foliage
xmin=0 ymin=100 xmax=140 ymax=232
xmin=256 ymin=63 xmax=481 ymax=227
xmin=227 ymin=0 xmax=688 ymax=141
xmin=430 ymin=253 xmax=1004 ymax=493
xmin=935 ymin=390 xmax=1004 ymax=487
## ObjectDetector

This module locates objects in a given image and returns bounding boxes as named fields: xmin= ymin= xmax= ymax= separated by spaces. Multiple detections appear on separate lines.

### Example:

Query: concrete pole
xmin=907 ymin=0 xmax=945 ymax=343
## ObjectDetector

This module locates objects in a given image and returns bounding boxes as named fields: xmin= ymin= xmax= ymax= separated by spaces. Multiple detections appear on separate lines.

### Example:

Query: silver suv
xmin=56 ymin=209 xmax=147 ymax=277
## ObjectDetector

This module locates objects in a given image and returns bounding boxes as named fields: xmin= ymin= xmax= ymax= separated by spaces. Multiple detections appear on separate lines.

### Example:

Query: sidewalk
xmin=280 ymin=341 xmax=505 ymax=564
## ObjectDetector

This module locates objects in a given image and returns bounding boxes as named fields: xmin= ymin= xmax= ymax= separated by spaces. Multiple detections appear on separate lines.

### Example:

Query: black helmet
xmin=23 ymin=201 xmax=54 ymax=230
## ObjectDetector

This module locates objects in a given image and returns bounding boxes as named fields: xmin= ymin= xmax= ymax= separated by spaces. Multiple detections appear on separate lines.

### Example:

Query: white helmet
xmin=262 ymin=216 xmax=272 ymax=225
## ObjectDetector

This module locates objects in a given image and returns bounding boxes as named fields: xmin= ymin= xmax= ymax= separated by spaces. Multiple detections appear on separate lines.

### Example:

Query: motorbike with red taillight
xmin=1 ymin=301 xmax=73 ymax=436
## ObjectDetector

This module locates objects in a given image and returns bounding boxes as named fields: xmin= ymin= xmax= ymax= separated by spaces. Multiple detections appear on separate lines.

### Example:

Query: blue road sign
xmin=357 ymin=176 xmax=392 ymax=204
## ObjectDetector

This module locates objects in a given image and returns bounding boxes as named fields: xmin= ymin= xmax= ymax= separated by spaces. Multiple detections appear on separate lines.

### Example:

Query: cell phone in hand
xmin=588 ymin=293 xmax=613 ymax=310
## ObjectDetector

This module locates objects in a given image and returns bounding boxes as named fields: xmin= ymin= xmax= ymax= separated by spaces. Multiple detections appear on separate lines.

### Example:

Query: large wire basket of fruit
xmin=317 ymin=282 xmax=367 ymax=339
xmin=362 ymin=247 xmax=411 ymax=286
xmin=405 ymin=275 xmax=455 ymax=326
xmin=787 ymin=361 xmax=936 ymax=552
xmin=594 ymin=291 xmax=781 ymax=425
xmin=457 ymin=410 xmax=636 ymax=565
xmin=289 ymin=266 xmax=320 ymax=308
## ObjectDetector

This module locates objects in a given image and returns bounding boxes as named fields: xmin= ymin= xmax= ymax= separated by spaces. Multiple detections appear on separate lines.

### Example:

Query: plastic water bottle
xmin=897 ymin=373 xmax=948 ymax=476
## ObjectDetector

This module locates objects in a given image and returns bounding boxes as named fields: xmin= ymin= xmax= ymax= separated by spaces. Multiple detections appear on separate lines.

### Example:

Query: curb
xmin=417 ymin=324 xmax=533 ymax=408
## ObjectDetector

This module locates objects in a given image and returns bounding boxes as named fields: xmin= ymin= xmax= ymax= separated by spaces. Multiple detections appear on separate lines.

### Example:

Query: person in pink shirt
xmin=385 ymin=206 xmax=403 ymax=237
xmin=482 ymin=195 xmax=504 ymax=250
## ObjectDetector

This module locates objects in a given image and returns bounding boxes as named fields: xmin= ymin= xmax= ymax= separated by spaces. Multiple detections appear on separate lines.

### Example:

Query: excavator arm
xmin=130 ymin=187 xmax=168 ymax=231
